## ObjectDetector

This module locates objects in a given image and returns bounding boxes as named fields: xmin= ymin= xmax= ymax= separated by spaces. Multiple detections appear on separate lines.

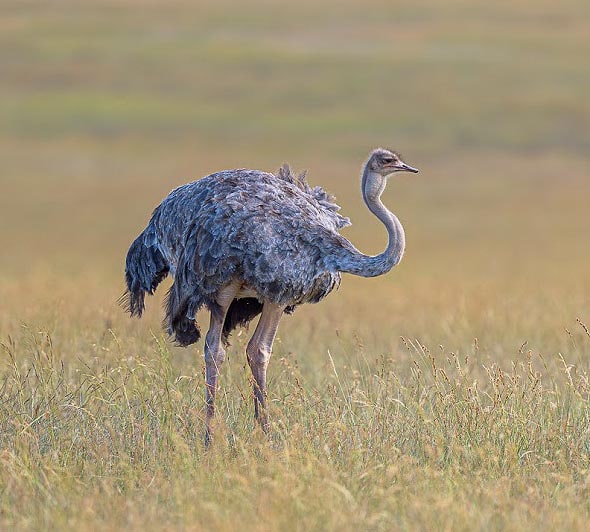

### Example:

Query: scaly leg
xmin=246 ymin=302 xmax=284 ymax=433
xmin=204 ymin=282 xmax=239 ymax=446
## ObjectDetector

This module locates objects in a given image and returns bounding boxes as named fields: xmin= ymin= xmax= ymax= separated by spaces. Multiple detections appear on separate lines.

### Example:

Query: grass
xmin=1 ymin=320 xmax=589 ymax=530
xmin=1 ymin=0 xmax=590 ymax=530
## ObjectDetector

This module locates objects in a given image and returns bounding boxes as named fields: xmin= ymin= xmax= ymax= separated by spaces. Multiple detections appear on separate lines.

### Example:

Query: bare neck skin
xmin=333 ymin=166 xmax=405 ymax=277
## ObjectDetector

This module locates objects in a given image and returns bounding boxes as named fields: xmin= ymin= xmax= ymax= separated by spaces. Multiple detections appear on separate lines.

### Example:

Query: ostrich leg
xmin=246 ymin=302 xmax=284 ymax=433
xmin=204 ymin=282 xmax=239 ymax=446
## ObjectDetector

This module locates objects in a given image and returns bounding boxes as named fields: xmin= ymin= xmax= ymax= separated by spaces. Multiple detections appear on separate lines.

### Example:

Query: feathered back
xmin=276 ymin=164 xmax=350 ymax=230
xmin=123 ymin=165 xmax=351 ymax=345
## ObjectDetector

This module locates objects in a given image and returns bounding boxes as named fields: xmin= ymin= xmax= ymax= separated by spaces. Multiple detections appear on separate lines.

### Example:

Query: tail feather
xmin=164 ymin=281 xmax=202 ymax=347
xmin=120 ymin=234 xmax=169 ymax=317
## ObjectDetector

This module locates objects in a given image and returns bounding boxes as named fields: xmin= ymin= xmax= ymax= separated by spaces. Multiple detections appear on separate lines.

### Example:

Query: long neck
xmin=333 ymin=166 xmax=405 ymax=277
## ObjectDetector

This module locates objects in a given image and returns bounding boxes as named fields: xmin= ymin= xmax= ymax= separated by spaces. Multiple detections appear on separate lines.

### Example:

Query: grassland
xmin=1 ymin=0 xmax=589 ymax=530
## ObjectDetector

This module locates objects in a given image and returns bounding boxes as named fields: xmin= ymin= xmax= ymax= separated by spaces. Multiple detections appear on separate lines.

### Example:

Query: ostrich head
xmin=362 ymin=148 xmax=418 ymax=203
xmin=368 ymin=148 xmax=419 ymax=177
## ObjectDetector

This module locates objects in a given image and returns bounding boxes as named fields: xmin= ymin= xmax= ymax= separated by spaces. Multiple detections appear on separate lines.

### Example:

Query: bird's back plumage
xmin=122 ymin=166 xmax=351 ymax=345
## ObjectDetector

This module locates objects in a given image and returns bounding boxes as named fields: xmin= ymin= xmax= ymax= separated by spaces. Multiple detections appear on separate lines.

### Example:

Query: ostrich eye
xmin=382 ymin=157 xmax=393 ymax=164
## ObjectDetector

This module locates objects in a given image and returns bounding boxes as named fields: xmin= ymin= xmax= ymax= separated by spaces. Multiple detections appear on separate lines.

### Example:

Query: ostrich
xmin=121 ymin=148 xmax=418 ymax=443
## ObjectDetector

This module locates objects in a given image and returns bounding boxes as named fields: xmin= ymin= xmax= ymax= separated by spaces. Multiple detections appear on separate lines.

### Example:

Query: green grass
xmin=1 ymin=0 xmax=589 ymax=530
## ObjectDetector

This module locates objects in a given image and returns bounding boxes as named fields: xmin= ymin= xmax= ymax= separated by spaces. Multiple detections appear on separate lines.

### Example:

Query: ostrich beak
xmin=399 ymin=162 xmax=419 ymax=173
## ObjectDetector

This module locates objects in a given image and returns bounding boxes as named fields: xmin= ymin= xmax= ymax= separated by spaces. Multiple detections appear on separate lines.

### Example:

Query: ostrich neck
xmin=334 ymin=168 xmax=405 ymax=277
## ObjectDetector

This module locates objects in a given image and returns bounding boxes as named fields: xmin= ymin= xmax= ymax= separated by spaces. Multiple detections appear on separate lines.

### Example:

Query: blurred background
xmin=1 ymin=0 xmax=589 ymax=363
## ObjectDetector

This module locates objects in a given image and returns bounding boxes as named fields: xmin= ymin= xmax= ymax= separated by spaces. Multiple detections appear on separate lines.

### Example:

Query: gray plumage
xmin=122 ymin=165 xmax=349 ymax=344
xmin=121 ymin=148 xmax=418 ymax=442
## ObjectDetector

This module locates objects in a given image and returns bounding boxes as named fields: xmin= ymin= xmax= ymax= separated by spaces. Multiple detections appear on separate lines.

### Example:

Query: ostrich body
xmin=122 ymin=148 xmax=418 ymax=442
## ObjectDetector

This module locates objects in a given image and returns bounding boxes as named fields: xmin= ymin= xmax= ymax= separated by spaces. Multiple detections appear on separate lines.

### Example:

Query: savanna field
xmin=1 ymin=1 xmax=589 ymax=530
